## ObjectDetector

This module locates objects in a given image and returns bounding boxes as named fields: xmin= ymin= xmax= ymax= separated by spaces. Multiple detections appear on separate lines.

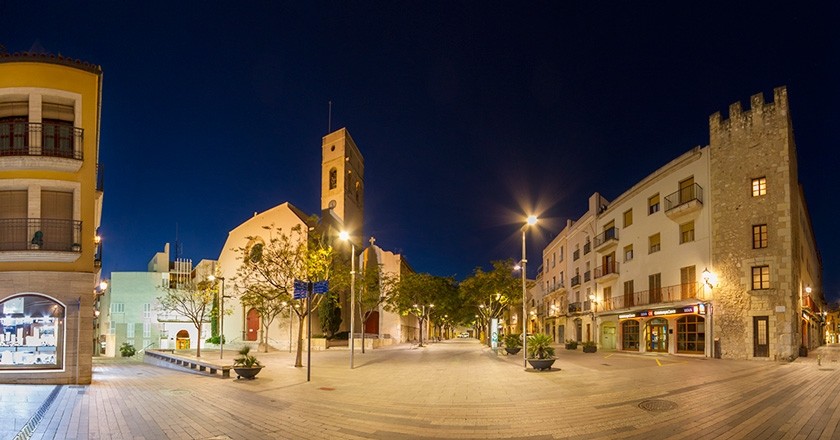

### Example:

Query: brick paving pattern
xmin=1 ymin=340 xmax=839 ymax=439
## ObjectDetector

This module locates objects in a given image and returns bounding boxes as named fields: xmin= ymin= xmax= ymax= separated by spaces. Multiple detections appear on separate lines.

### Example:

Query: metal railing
xmin=0 ymin=218 xmax=82 ymax=251
xmin=568 ymin=302 xmax=582 ymax=314
xmin=602 ymin=282 xmax=702 ymax=311
xmin=594 ymin=261 xmax=620 ymax=278
xmin=583 ymin=242 xmax=591 ymax=254
xmin=570 ymin=275 xmax=581 ymax=287
xmin=594 ymin=227 xmax=619 ymax=248
xmin=573 ymin=250 xmax=580 ymax=260
xmin=584 ymin=270 xmax=591 ymax=282
xmin=665 ymin=183 xmax=703 ymax=211
xmin=0 ymin=121 xmax=84 ymax=160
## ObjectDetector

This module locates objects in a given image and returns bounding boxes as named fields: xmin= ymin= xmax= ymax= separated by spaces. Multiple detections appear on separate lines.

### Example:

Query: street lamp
xmin=521 ymin=214 xmax=537 ymax=368
xmin=339 ymin=231 xmax=356 ymax=369
xmin=208 ymin=275 xmax=226 ymax=359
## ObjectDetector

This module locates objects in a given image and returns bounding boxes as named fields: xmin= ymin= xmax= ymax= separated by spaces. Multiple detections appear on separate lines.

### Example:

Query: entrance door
xmin=754 ymin=316 xmax=769 ymax=357
xmin=364 ymin=311 xmax=379 ymax=335
xmin=246 ymin=308 xmax=260 ymax=341
xmin=645 ymin=318 xmax=668 ymax=352
xmin=176 ymin=330 xmax=190 ymax=349
xmin=574 ymin=319 xmax=582 ymax=342
xmin=601 ymin=323 xmax=616 ymax=350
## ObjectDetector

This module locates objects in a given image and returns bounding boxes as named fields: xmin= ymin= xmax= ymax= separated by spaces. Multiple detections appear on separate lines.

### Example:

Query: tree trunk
xmin=361 ymin=313 xmax=366 ymax=354
xmin=196 ymin=322 xmax=202 ymax=357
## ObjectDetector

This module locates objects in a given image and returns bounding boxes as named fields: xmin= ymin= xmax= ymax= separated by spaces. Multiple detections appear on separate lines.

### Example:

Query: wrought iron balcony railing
xmin=594 ymin=227 xmax=619 ymax=248
xmin=665 ymin=184 xmax=703 ymax=211
xmin=594 ymin=261 xmax=620 ymax=278
xmin=570 ymin=275 xmax=581 ymax=287
xmin=0 ymin=218 xmax=82 ymax=252
xmin=0 ymin=121 xmax=84 ymax=160
xmin=601 ymin=282 xmax=702 ymax=311
xmin=568 ymin=302 xmax=582 ymax=314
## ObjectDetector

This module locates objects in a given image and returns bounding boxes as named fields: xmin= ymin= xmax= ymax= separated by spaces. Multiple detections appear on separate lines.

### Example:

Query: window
xmin=649 ymin=273 xmax=662 ymax=303
xmin=573 ymin=245 xmax=580 ymax=261
xmin=680 ymin=266 xmax=696 ymax=298
xmin=648 ymin=194 xmax=660 ymax=215
xmin=623 ymin=209 xmax=633 ymax=227
xmin=624 ymin=244 xmax=634 ymax=262
xmin=552 ymin=253 xmax=556 ymax=268
xmin=559 ymin=246 xmax=564 ymax=262
xmin=112 ymin=303 xmax=125 ymax=313
xmin=679 ymin=221 xmax=695 ymax=244
xmin=329 ymin=167 xmax=337 ymax=190
xmin=126 ymin=323 xmax=135 ymax=339
xmin=623 ymin=280 xmax=635 ymax=307
xmin=677 ymin=315 xmax=705 ymax=354
xmin=109 ymin=320 xmax=115 ymax=335
xmin=622 ymin=320 xmax=640 ymax=350
xmin=583 ymin=237 xmax=591 ymax=254
xmin=752 ymin=177 xmax=766 ymax=197
xmin=648 ymin=233 xmax=661 ymax=254
xmin=143 ymin=303 xmax=152 ymax=320
xmin=0 ymin=294 xmax=65 ymax=370
xmin=143 ymin=322 xmax=151 ymax=338
xmin=0 ymin=190 xmax=28 ymax=248
xmin=753 ymin=224 xmax=768 ymax=249
xmin=752 ymin=266 xmax=770 ymax=290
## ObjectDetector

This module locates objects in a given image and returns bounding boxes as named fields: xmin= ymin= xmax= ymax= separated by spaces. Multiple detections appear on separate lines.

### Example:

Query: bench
xmin=144 ymin=349 xmax=231 ymax=378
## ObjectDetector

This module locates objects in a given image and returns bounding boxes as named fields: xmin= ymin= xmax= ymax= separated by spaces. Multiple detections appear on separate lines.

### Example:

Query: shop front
xmin=613 ymin=303 xmax=710 ymax=356
xmin=0 ymin=294 xmax=65 ymax=370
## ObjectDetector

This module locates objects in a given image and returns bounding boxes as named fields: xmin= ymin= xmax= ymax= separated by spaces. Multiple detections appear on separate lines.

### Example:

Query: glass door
xmin=646 ymin=318 xmax=668 ymax=352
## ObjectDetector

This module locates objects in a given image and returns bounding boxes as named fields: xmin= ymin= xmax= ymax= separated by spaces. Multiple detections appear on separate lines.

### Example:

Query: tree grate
xmin=638 ymin=399 xmax=678 ymax=412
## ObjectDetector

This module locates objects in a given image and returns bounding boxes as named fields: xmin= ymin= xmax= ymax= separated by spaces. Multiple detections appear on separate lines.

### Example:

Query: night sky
xmin=3 ymin=3 xmax=838 ymax=301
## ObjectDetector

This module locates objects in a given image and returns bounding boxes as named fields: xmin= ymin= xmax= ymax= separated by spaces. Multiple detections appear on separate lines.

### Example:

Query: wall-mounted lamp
xmin=805 ymin=286 xmax=812 ymax=294
xmin=702 ymin=268 xmax=717 ymax=289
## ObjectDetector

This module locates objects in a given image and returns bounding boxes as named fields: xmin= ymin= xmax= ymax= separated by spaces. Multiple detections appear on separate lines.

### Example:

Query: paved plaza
xmin=2 ymin=339 xmax=840 ymax=440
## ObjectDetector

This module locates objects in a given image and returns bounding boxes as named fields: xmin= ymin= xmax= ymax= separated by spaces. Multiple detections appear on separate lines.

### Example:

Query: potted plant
xmin=233 ymin=346 xmax=263 ymax=379
xmin=119 ymin=342 xmax=136 ymax=357
xmin=527 ymin=333 xmax=556 ymax=370
xmin=582 ymin=340 xmax=597 ymax=353
xmin=503 ymin=333 xmax=522 ymax=355
xmin=565 ymin=339 xmax=578 ymax=350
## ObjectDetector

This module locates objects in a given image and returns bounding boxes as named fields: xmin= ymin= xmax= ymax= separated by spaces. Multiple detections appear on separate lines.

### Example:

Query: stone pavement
xmin=2 ymin=340 xmax=840 ymax=439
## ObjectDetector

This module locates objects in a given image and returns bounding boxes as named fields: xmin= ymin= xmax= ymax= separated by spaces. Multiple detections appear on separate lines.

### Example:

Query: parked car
xmin=458 ymin=332 xmax=470 ymax=338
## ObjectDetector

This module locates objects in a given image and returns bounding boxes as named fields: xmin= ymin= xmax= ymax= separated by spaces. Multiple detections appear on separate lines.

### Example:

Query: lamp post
xmin=521 ymin=215 xmax=537 ymax=368
xmin=339 ymin=231 xmax=356 ymax=369
xmin=208 ymin=275 xmax=226 ymax=359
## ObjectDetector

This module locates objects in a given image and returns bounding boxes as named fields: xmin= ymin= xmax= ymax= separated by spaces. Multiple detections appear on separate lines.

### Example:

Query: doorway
xmin=176 ymin=330 xmax=190 ymax=349
xmin=645 ymin=318 xmax=668 ymax=352
xmin=246 ymin=308 xmax=260 ymax=341
xmin=601 ymin=322 xmax=617 ymax=350
xmin=754 ymin=316 xmax=769 ymax=357
xmin=364 ymin=311 xmax=379 ymax=335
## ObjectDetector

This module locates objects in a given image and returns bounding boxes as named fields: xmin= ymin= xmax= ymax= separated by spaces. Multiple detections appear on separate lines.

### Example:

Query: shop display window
xmin=0 ymin=295 xmax=64 ymax=370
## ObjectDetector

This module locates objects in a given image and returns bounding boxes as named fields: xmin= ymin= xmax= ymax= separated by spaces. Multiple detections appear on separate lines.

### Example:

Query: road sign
xmin=293 ymin=280 xmax=307 ymax=299
xmin=313 ymin=280 xmax=329 ymax=294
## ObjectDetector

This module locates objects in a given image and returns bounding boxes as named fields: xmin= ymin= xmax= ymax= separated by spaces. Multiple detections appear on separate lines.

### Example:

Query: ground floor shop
xmin=599 ymin=303 xmax=711 ymax=357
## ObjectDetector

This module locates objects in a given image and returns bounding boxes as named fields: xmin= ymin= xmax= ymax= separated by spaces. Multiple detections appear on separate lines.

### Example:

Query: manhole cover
xmin=638 ymin=399 xmax=678 ymax=412
xmin=319 ymin=387 xmax=335 ymax=391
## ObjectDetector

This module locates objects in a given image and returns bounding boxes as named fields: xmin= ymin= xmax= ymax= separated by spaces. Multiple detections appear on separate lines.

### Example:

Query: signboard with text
xmin=617 ymin=304 xmax=706 ymax=320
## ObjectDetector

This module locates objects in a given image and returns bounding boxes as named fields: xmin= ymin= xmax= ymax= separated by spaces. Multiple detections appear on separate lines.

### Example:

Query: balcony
xmin=584 ymin=270 xmax=591 ymax=282
xmin=571 ymin=275 xmax=581 ymax=287
xmin=583 ymin=242 xmax=591 ymax=254
xmin=601 ymin=282 xmax=702 ymax=311
xmin=0 ymin=218 xmax=83 ymax=262
xmin=568 ymin=302 xmax=582 ymax=314
xmin=0 ymin=121 xmax=84 ymax=172
xmin=573 ymin=249 xmax=580 ymax=261
xmin=548 ymin=281 xmax=565 ymax=294
xmin=665 ymin=183 xmax=703 ymax=221
xmin=594 ymin=227 xmax=619 ymax=253
xmin=594 ymin=261 xmax=620 ymax=283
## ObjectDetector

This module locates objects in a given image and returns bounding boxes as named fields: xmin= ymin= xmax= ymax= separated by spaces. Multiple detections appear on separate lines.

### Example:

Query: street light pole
xmin=340 ymin=231 xmax=356 ymax=369
xmin=522 ymin=215 xmax=537 ymax=369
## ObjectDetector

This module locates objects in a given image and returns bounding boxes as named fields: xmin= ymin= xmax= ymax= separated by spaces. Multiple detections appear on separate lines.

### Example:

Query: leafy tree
xmin=385 ymin=272 xmax=455 ymax=346
xmin=357 ymin=248 xmax=390 ymax=353
xmin=233 ymin=221 xmax=335 ymax=367
xmin=318 ymin=291 xmax=342 ymax=339
xmin=158 ymin=278 xmax=216 ymax=357
xmin=460 ymin=259 xmax=521 ymax=344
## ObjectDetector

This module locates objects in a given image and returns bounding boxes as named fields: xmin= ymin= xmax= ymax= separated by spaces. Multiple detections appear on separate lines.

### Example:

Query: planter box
xmin=565 ymin=343 xmax=578 ymax=350
xmin=505 ymin=347 xmax=522 ymax=355
xmin=582 ymin=345 xmax=597 ymax=353
xmin=233 ymin=366 xmax=263 ymax=380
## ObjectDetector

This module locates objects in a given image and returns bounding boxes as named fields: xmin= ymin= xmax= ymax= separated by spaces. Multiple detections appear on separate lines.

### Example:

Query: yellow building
xmin=0 ymin=52 xmax=104 ymax=384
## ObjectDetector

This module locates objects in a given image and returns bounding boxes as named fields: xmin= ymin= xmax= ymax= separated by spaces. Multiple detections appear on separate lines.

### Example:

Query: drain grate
xmin=638 ymin=399 xmax=678 ymax=412
xmin=13 ymin=385 xmax=61 ymax=440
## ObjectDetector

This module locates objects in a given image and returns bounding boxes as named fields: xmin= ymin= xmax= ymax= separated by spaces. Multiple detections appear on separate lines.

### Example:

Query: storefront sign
xmin=618 ymin=304 xmax=705 ymax=319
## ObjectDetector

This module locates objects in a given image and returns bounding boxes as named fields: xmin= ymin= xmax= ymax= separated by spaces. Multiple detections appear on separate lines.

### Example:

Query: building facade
xmin=536 ymin=87 xmax=824 ymax=360
xmin=0 ymin=53 xmax=105 ymax=384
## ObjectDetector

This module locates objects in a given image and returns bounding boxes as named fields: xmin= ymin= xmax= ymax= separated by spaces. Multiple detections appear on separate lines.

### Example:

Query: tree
xmin=460 ymin=259 xmax=521 ymax=344
xmin=357 ymin=248 xmax=390 ymax=353
xmin=318 ymin=291 xmax=342 ymax=339
xmin=385 ymin=272 xmax=456 ymax=346
xmin=233 ymin=221 xmax=335 ymax=367
xmin=158 ymin=278 xmax=216 ymax=357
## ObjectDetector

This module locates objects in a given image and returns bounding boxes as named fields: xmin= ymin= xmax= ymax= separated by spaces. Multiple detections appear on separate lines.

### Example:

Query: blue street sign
xmin=313 ymin=280 xmax=329 ymax=294
xmin=293 ymin=280 xmax=307 ymax=299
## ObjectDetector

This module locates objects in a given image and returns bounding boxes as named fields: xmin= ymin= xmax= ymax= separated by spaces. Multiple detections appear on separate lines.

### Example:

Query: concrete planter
xmin=505 ymin=347 xmax=522 ymax=355
xmin=527 ymin=358 xmax=556 ymax=371
xmin=582 ymin=345 xmax=597 ymax=353
xmin=233 ymin=366 xmax=263 ymax=380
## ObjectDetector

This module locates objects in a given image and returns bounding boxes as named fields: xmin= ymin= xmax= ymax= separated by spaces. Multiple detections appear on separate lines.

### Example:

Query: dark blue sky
xmin=3 ymin=2 xmax=838 ymax=301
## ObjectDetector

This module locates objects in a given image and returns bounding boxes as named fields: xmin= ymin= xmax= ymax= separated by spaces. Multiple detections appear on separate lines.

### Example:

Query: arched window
xmin=677 ymin=315 xmax=705 ymax=354
xmin=329 ymin=168 xmax=337 ymax=190
xmin=0 ymin=294 xmax=65 ymax=370
xmin=245 ymin=237 xmax=265 ymax=264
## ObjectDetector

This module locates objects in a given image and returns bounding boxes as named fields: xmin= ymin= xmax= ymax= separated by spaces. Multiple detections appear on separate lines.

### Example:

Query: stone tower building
xmin=321 ymin=128 xmax=365 ymax=239
xmin=709 ymin=87 xmax=821 ymax=360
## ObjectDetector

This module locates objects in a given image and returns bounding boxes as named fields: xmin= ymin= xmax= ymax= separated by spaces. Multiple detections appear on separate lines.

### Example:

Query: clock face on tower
xmin=328 ymin=200 xmax=337 ymax=209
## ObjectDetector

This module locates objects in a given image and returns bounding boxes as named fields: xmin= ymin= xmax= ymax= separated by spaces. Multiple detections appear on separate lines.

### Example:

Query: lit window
xmin=649 ymin=233 xmax=661 ymax=254
xmin=0 ymin=294 xmax=65 ymax=370
xmin=679 ymin=221 xmax=695 ymax=244
xmin=752 ymin=177 xmax=766 ymax=197
xmin=753 ymin=224 xmax=768 ymax=249
xmin=752 ymin=266 xmax=770 ymax=290
xmin=126 ymin=323 xmax=135 ymax=339
xmin=623 ymin=209 xmax=633 ymax=227
xmin=648 ymin=194 xmax=660 ymax=215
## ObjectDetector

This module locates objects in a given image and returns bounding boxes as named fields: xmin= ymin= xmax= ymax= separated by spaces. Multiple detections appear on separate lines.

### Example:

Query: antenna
xmin=328 ymin=100 xmax=332 ymax=133
xmin=175 ymin=223 xmax=183 ymax=260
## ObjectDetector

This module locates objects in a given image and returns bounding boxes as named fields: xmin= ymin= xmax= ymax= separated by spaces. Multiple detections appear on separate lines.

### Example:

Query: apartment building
xmin=537 ymin=87 xmax=823 ymax=360
xmin=0 ymin=52 xmax=104 ymax=383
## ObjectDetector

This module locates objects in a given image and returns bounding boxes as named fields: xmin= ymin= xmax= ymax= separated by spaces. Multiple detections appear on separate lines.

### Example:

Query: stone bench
xmin=144 ymin=349 xmax=231 ymax=378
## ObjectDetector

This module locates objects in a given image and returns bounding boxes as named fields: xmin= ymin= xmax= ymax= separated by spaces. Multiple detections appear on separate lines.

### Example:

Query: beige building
xmin=536 ymin=87 xmax=824 ymax=360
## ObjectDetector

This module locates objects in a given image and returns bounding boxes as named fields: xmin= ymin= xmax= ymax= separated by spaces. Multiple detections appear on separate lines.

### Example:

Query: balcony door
xmin=41 ymin=191 xmax=73 ymax=251
xmin=680 ymin=266 xmax=696 ymax=299
xmin=649 ymin=273 xmax=662 ymax=303
xmin=0 ymin=190 xmax=27 ymax=250
xmin=679 ymin=176 xmax=694 ymax=204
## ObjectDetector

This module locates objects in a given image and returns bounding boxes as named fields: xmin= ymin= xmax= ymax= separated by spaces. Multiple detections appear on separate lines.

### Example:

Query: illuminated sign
xmin=617 ymin=304 xmax=704 ymax=319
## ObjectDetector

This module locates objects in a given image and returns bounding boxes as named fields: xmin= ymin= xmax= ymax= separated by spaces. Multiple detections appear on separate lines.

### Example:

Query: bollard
xmin=818 ymin=354 xmax=821 ymax=366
